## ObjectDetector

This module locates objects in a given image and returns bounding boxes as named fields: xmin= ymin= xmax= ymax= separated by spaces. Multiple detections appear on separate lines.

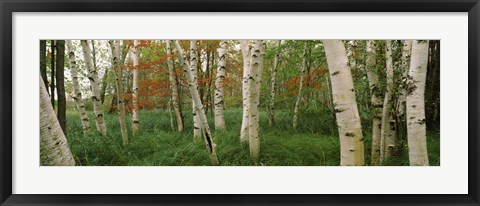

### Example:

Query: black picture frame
xmin=1 ymin=0 xmax=479 ymax=205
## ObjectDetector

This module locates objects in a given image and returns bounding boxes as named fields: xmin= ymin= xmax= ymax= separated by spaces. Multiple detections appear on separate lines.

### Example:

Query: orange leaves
xmin=280 ymin=68 xmax=328 ymax=96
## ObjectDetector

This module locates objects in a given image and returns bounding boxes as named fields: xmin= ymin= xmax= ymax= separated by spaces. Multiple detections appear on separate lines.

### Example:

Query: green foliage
xmin=66 ymin=108 xmax=440 ymax=166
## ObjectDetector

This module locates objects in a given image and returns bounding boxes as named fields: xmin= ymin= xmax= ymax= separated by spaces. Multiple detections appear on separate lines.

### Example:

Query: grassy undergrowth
xmin=65 ymin=108 xmax=440 ymax=166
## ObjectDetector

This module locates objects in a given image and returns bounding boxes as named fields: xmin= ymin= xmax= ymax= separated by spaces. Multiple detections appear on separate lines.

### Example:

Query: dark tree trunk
xmin=55 ymin=40 xmax=67 ymax=135
xmin=50 ymin=40 xmax=56 ymax=109
xmin=426 ymin=40 xmax=440 ymax=129
xmin=40 ymin=40 xmax=48 ymax=92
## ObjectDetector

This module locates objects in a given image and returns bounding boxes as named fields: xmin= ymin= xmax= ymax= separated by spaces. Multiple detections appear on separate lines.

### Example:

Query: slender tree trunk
xmin=81 ymin=40 xmax=107 ymax=136
xmin=66 ymin=40 xmax=91 ymax=134
xmin=50 ymin=40 xmax=56 ymax=108
xmin=398 ymin=40 xmax=412 ymax=117
xmin=94 ymin=40 xmax=107 ymax=104
xmin=268 ymin=40 xmax=281 ymax=127
xmin=248 ymin=40 xmax=264 ymax=164
xmin=406 ymin=40 xmax=430 ymax=166
xmin=323 ymin=40 xmax=365 ymax=166
xmin=366 ymin=40 xmax=383 ymax=165
xmin=214 ymin=41 xmax=227 ymax=129
xmin=292 ymin=41 xmax=308 ymax=129
xmin=189 ymin=40 xmax=202 ymax=140
xmin=40 ymin=77 xmax=75 ymax=166
xmin=240 ymin=40 xmax=251 ymax=143
xmin=40 ymin=40 xmax=49 ymax=91
xmin=168 ymin=97 xmax=175 ymax=132
xmin=380 ymin=40 xmax=397 ymax=163
xmin=55 ymin=40 xmax=67 ymax=136
xmin=109 ymin=40 xmax=129 ymax=145
xmin=166 ymin=40 xmax=184 ymax=132
xmin=174 ymin=40 xmax=219 ymax=165
xmin=131 ymin=40 xmax=140 ymax=133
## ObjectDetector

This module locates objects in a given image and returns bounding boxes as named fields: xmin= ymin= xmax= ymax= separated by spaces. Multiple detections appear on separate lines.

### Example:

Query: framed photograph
xmin=1 ymin=0 xmax=479 ymax=205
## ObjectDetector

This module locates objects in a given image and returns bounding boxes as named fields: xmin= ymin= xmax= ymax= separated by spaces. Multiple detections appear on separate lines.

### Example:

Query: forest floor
xmin=65 ymin=108 xmax=440 ymax=166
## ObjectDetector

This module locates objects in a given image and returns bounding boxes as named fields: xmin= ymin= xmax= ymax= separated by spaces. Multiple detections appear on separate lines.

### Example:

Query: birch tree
xmin=366 ymin=40 xmax=383 ymax=165
xmin=40 ymin=77 xmax=75 ymax=166
xmin=190 ymin=40 xmax=201 ymax=140
xmin=132 ymin=40 xmax=140 ymax=133
xmin=174 ymin=40 xmax=219 ymax=165
xmin=109 ymin=40 xmax=129 ymax=145
xmin=166 ymin=40 xmax=184 ymax=132
xmin=398 ymin=40 xmax=412 ymax=117
xmin=380 ymin=40 xmax=397 ymax=162
xmin=81 ymin=40 xmax=107 ymax=136
xmin=406 ymin=40 xmax=430 ymax=166
xmin=268 ymin=40 xmax=281 ymax=127
xmin=240 ymin=40 xmax=251 ymax=143
xmin=66 ymin=40 xmax=91 ymax=134
xmin=292 ymin=41 xmax=308 ymax=128
xmin=248 ymin=40 xmax=264 ymax=163
xmin=214 ymin=41 xmax=227 ymax=129
xmin=323 ymin=40 xmax=365 ymax=166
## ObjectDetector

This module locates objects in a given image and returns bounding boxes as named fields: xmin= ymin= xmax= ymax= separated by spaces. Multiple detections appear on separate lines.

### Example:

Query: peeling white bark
xmin=248 ymin=40 xmax=264 ymax=163
xmin=132 ymin=40 xmax=140 ymax=133
xmin=268 ymin=40 xmax=281 ymax=127
xmin=366 ymin=40 xmax=382 ymax=165
xmin=174 ymin=40 xmax=219 ymax=165
xmin=66 ymin=40 xmax=90 ymax=134
xmin=214 ymin=41 xmax=227 ymax=129
xmin=40 ymin=77 xmax=75 ymax=166
xmin=240 ymin=40 xmax=251 ymax=143
xmin=190 ymin=40 xmax=202 ymax=140
xmin=81 ymin=40 xmax=107 ymax=136
xmin=109 ymin=40 xmax=129 ymax=145
xmin=407 ymin=40 xmax=429 ymax=166
xmin=380 ymin=40 xmax=397 ymax=162
xmin=323 ymin=40 xmax=365 ymax=166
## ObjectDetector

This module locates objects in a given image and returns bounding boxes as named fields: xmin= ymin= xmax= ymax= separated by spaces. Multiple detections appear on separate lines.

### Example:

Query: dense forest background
xmin=39 ymin=40 xmax=440 ymax=166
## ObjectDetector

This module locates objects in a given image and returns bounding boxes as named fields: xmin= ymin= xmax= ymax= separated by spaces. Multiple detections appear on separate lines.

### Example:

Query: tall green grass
xmin=65 ymin=108 xmax=440 ymax=166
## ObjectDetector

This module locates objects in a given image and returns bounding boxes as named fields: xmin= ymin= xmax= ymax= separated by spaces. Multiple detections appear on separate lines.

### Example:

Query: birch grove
xmin=81 ymin=40 xmax=107 ymax=136
xmin=40 ymin=39 xmax=439 ymax=166
xmin=406 ymin=40 xmax=430 ymax=166
xmin=323 ymin=40 xmax=365 ymax=166
xmin=174 ymin=40 xmax=219 ymax=165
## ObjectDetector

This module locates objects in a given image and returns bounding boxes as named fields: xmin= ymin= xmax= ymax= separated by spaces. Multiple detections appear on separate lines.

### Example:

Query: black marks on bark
xmin=133 ymin=120 xmax=139 ymax=124
xmin=345 ymin=132 xmax=355 ymax=137
xmin=332 ymin=71 xmax=340 ymax=76
xmin=334 ymin=108 xmax=346 ymax=113
xmin=97 ymin=114 xmax=103 ymax=118
xmin=417 ymin=119 xmax=426 ymax=125
xmin=204 ymin=132 xmax=213 ymax=152
xmin=88 ymin=77 xmax=95 ymax=82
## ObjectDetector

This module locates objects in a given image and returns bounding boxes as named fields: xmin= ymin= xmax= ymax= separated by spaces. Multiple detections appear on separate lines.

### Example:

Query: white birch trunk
xmin=380 ymin=40 xmax=397 ymax=162
xmin=81 ymin=40 xmax=107 ymax=136
xmin=40 ymin=77 xmax=75 ymax=166
xmin=292 ymin=41 xmax=308 ymax=128
xmin=248 ymin=40 xmax=264 ymax=163
xmin=365 ymin=40 xmax=383 ymax=165
xmin=66 ymin=40 xmax=90 ymax=134
xmin=166 ymin=40 xmax=184 ymax=132
xmin=131 ymin=40 xmax=140 ymax=133
xmin=190 ymin=40 xmax=202 ymax=140
xmin=268 ymin=40 xmax=281 ymax=127
xmin=214 ymin=41 xmax=227 ymax=129
xmin=406 ymin=40 xmax=430 ymax=166
xmin=398 ymin=40 xmax=413 ymax=116
xmin=109 ymin=40 xmax=129 ymax=145
xmin=323 ymin=40 xmax=365 ymax=166
xmin=174 ymin=40 xmax=219 ymax=165
xmin=240 ymin=40 xmax=251 ymax=143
